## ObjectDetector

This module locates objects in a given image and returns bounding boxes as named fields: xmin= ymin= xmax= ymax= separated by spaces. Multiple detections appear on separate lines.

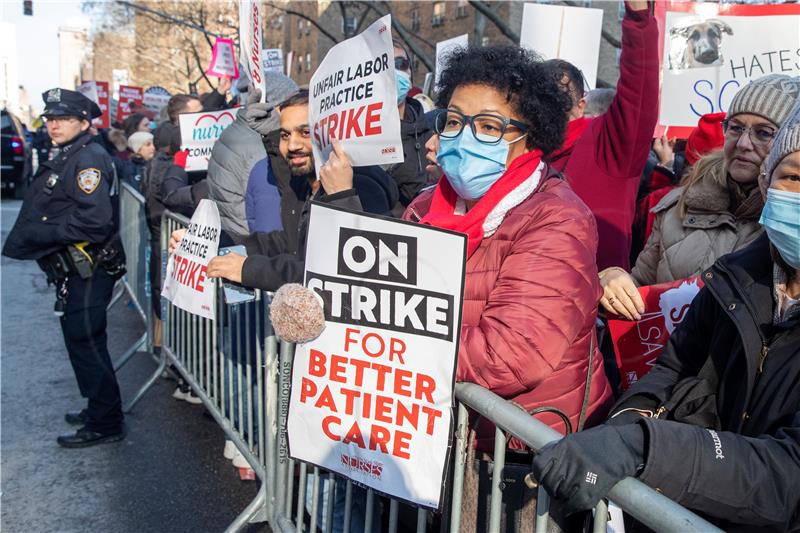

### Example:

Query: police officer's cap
xmin=41 ymin=88 xmax=102 ymax=121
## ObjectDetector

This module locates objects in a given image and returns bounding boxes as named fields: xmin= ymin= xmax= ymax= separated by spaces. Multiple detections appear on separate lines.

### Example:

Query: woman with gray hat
xmin=532 ymin=100 xmax=800 ymax=530
xmin=600 ymin=73 xmax=800 ymax=320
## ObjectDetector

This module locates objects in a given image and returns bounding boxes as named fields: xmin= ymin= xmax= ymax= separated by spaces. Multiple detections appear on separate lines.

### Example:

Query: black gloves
xmin=532 ymin=423 xmax=646 ymax=515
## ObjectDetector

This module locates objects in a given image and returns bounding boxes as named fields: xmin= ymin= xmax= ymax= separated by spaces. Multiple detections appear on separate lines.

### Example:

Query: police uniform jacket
xmin=3 ymin=131 xmax=119 ymax=260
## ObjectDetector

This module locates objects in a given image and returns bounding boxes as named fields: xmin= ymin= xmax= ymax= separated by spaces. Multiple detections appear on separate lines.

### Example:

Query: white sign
xmin=76 ymin=81 xmax=99 ymax=105
xmin=143 ymin=86 xmax=171 ymax=114
xmin=520 ymin=3 xmax=603 ymax=89
xmin=434 ymin=34 xmax=468 ymax=89
xmin=178 ymin=108 xmax=237 ymax=171
xmin=162 ymin=200 xmax=221 ymax=320
xmin=287 ymin=203 xmax=467 ymax=509
xmin=309 ymin=15 xmax=402 ymax=176
xmin=659 ymin=7 xmax=800 ymax=129
xmin=263 ymin=48 xmax=285 ymax=73
xmin=207 ymin=38 xmax=239 ymax=79
xmin=239 ymin=0 xmax=267 ymax=103
xmin=286 ymin=50 xmax=295 ymax=78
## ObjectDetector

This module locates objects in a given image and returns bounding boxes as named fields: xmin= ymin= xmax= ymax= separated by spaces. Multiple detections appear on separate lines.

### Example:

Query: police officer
xmin=3 ymin=88 xmax=127 ymax=448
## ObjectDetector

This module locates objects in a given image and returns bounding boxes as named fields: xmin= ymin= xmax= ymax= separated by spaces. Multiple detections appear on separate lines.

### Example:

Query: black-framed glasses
xmin=394 ymin=56 xmax=411 ymax=72
xmin=721 ymin=119 xmax=776 ymax=147
xmin=433 ymin=109 xmax=528 ymax=145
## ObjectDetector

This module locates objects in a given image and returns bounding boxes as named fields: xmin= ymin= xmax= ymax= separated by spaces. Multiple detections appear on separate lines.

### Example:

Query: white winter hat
xmin=127 ymin=131 xmax=153 ymax=154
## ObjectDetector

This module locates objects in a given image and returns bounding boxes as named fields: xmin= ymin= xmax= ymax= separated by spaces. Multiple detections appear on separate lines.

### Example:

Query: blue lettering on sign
xmin=690 ymin=79 xmax=714 ymax=118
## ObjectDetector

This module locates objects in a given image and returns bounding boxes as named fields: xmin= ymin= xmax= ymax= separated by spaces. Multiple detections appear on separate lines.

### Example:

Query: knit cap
xmin=263 ymin=71 xmax=299 ymax=108
xmin=765 ymin=99 xmax=800 ymax=181
xmin=726 ymin=74 xmax=800 ymax=128
xmin=127 ymin=131 xmax=153 ymax=154
xmin=686 ymin=112 xmax=726 ymax=166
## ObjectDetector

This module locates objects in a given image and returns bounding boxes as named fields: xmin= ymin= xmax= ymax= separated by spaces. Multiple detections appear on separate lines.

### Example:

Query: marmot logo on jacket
xmin=707 ymin=429 xmax=725 ymax=459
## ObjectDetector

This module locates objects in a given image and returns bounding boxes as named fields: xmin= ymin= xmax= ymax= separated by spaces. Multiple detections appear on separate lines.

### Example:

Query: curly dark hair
xmin=435 ymin=45 xmax=572 ymax=155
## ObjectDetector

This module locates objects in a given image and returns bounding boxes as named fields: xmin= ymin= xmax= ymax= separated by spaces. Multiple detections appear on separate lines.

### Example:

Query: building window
xmin=410 ymin=9 xmax=419 ymax=31
xmin=297 ymin=56 xmax=303 ymax=73
xmin=305 ymin=53 xmax=312 ymax=71
xmin=481 ymin=36 xmax=490 ymax=47
xmin=618 ymin=1 xmax=625 ymax=20
xmin=456 ymin=0 xmax=468 ymax=19
xmin=305 ymin=20 xmax=312 ymax=35
xmin=432 ymin=2 xmax=445 ymax=27
xmin=342 ymin=15 xmax=357 ymax=36
xmin=412 ymin=57 xmax=420 ymax=71
xmin=297 ymin=18 xmax=303 ymax=37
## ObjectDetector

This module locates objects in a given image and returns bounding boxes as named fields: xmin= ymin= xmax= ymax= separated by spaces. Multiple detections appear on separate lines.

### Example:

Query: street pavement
xmin=1 ymin=200 xmax=267 ymax=533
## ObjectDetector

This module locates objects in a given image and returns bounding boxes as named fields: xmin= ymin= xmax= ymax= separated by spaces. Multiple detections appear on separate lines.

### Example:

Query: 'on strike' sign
xmin=287 ymin=203 xmax=467 ymax=509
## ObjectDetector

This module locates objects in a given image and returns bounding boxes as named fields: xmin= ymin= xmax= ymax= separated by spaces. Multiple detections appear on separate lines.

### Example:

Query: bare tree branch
xmin=468 ymin=1 xmax=519 ymax=42
xmin=265 ymin=1 xmax=341 ymax=44
xmin=356 ymin=1 xmax=434 ymax=71
xmin=115 ymin=0 xmax=227 ymax=39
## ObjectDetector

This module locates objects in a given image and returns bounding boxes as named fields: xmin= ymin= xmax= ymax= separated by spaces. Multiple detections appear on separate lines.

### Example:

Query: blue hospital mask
xmin=760 ymin=187 xmax=800 ymax=269
xmin=437 ymin=128 xmax=524 ymax=200
xmin=396 ymin=71 xmax=411 ymax=105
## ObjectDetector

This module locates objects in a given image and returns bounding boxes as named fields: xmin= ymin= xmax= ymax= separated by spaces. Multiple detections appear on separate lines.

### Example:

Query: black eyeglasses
xmin=721 ymin=119 xmax=776 ymax=147
xmin=433 ymin=109 xmax=528 ymax=145
xmin=394 ymin=57 xmax=411 ymax=72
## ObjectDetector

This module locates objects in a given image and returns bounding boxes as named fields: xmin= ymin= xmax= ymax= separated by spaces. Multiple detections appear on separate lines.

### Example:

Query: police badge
xmin=77 ymin=168 xmax=102 ymax=194
xmin=46 ymin=88 xmax=61 ymax=103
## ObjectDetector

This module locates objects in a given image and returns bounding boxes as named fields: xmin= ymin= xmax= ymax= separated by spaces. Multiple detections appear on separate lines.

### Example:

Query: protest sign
xmin=143 ymin=86 xmax=171 ymax=114
xmin=607 ymin=277 xmax=703 ymax=390
xmin=286 ymin=50 xmax=295 ymax=78
xmin=309 ymin=15 xmax=402 ymax=176
xmin=239 ymin=0 xmax=267 ymax=102
xmin=263 ymin=48 xmax=284 ymax=73
xmin=207 ymin=38 xmax=239 ymax=79
xmin=178 ymin=108 xmax=236 ymax=171
xmin=80 ymin=80 xmax=110 ymax=128
xmin=434 ymin=34 xmax=468 ymax=89
xmin=519 ymin=3 xmax=603 ymax=89
xmin=161 ymin=199 xmax=221 ymax=320
xmin=655 ymin=1 xmax=800 ymax=136
xmin=287 ymin=203 xmax=467 ymax=509
xmin=116 ymin=84 xmax=143 ymax=123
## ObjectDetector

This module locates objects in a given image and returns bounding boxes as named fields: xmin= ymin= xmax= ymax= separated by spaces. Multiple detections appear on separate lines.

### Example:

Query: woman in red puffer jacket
xmin=404 ymin=45 xmax=612 ymax=451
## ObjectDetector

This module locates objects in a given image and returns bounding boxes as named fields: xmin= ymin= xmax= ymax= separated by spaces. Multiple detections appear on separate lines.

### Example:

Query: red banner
xmin=116 ymin=85 xmax=144 ymax=124
xmin=94 ymin=81 xmax=110 ymax=129
xmin=607 ymin=276 xmax=704 ymax=390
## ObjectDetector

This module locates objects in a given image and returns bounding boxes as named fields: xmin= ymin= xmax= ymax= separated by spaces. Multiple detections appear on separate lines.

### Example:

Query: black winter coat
xmin=388 ymin=97 xmax=434 ymax=215
xmin=141 ymin=152 xmax=208 ymax=240
xmin=612 ymin=234 xmax=800 ymax=531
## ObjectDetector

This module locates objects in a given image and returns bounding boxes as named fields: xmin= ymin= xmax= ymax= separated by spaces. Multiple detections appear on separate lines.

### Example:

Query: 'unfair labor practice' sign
xmin=607 ymin=277 xmax=703 ymax=390
xmin=207 ymin=38 xmax=239 ymax=79
xmin=656 ymin=1 xmax=800 ymax=134
xmin=519 ymin=3 xmax=603 ymax=89
xmin=162 ymin=200 xmax=221 ymax=320
xmin=179 ymin=108 xmax=236 ymax=171
xmin=239 ymin=0 xmax=267 ymax=102
xmin=287 ymin=203 xmax=467 ymax=509
xmin=309 ymin=15 xmax=403 ymax=176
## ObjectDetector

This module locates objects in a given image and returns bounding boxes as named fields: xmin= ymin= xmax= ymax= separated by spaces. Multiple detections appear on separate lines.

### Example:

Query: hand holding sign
xmin=170 ymin=228 xmax=187 ymax=255
xmin=207 ymin=252 xmax=246 ymax=284
xmin=599 ymin=267 xmax=645 ymax=320
xmin=217 ymin=76 xmax=232 ymax=95
xmin=319 ymin=137 xmax=354 ymax=195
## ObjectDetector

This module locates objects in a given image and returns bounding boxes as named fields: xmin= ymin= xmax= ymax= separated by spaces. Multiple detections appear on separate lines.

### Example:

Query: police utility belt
xmin=37 ymin=242 xmax=125 ymax=283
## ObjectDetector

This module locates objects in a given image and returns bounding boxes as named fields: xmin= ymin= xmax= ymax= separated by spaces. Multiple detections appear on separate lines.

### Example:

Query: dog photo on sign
xmin=668 ymin=18 xmax=733 ymax=70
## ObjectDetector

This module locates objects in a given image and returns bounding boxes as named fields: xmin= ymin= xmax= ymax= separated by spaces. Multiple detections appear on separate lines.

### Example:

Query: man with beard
xmin=171 ymin=90 xmax=398 ymax=291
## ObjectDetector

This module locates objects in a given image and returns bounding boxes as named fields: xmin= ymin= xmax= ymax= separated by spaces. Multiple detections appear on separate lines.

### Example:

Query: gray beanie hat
xmin=765 ymin=99 xmax=800 ymax=181
xmin=263 ymin=71 xmax=299 ymax=107
xmin=727 ymin=74 xmax=800 ymax=128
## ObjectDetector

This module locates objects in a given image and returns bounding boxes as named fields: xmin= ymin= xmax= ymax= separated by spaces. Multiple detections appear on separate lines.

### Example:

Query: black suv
xmin=1 ymin=109 xmax=34 ymax=199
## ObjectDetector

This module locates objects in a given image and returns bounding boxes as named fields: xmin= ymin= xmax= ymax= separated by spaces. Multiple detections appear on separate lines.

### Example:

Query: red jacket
xmin=548 ymin=5 xmax=660 ymax=272
xmin=405 ymin=171 xmax=612 ymax=448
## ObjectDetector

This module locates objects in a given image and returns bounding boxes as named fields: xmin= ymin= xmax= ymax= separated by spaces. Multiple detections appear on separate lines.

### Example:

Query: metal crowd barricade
xmin=114 ymin=205 xmax=723 ymax=533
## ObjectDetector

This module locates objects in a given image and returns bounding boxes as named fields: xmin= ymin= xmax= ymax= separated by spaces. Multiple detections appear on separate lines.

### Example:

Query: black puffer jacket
xmin=612 ymin=234 xmax=800 ymax=531
xmin=387 ymin=97 xmax=433 ymax=215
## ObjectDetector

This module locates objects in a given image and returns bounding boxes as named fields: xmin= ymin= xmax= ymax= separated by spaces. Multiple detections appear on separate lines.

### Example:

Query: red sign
xmin=116 ymin=85 xmax=144 ymax=123
xmin=607 ymin=277 xmax=704 ymax=390
xmin=95 ymin=81 xmax=110 ymax=129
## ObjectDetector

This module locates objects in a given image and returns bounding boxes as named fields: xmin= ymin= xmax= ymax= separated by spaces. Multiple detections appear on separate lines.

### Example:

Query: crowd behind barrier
xmin=110 ymin=181 xmax=723 ymax=533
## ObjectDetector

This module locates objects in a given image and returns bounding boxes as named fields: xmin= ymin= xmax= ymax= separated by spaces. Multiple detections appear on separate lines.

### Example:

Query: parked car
xmin=1 ymin=109 xmax=34 ymax=199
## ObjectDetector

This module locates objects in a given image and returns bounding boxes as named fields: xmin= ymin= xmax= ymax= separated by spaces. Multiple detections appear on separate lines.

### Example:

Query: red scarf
xmin=546 ymin=116 xmax=591 ymax=165
xmin=420 ymin=150 xmax=543 ymax=258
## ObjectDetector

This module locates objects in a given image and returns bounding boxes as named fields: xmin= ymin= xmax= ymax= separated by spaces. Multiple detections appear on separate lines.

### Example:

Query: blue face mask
xmin=396 ymin=71 xmax=411 ymax=105
xmin=760 ymin=188 xmax=800 ymax=269
xmin=437 ymin=128 xmax=523 ymax=200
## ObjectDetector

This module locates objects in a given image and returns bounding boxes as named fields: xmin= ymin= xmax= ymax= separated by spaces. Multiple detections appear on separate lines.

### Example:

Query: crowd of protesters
xmin=12 ymin=0 xmax=800 ymax=529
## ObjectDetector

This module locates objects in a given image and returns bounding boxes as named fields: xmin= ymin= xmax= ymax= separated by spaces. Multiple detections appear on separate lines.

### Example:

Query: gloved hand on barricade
xmin=532 ymin=423 xmax=646 ymax=515
xmin=269 ymin=283 xmax=326 ymax=343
